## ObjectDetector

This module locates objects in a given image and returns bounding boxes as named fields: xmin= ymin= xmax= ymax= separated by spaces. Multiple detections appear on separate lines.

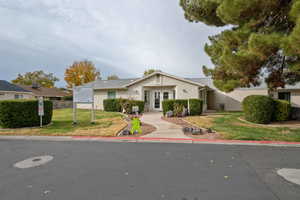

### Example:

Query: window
xmin=144 ymin=91 xmax=149 ymax=103
xmin=173 ymin=90 xmax=176 ymax=99
xmin=14 ymin=94 xmax=23 ymax=99
xmin=278 ymin=92 xmax=291 ymax=102
xmin=107 ymin=91 xmax=116 ymax=99
xmin=163 ymin=92 xmax=169 ymax=100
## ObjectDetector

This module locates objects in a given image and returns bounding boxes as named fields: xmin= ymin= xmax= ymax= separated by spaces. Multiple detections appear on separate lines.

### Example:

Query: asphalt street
xmin=0 ymin=140 xmax=299 ymax=200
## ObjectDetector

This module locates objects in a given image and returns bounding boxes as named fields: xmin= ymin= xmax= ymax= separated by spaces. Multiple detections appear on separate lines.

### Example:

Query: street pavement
xmin=0 ymin=140 xmax=299 ymax=200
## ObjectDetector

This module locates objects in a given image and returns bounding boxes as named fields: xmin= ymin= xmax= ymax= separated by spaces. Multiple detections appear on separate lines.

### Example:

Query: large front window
xmin=278 ymin=92 xmax=291 ymax=102
xmin=107 ymin=91 xmax=116 ymax=99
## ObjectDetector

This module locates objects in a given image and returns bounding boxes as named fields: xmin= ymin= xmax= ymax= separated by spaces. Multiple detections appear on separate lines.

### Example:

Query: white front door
xmin=152 ymin=90 xmax=172 ymax=111
xmin=153 ymin=91 xmax=161 ymax=111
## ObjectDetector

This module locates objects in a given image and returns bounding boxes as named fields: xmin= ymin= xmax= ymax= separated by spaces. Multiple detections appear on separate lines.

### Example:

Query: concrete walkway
xmin=140 ymin=112 xmax=189 ymax=139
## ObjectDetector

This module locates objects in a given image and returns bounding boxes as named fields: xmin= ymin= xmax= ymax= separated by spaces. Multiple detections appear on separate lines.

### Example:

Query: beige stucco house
xmin=77 ymin=71 xmax=300 ymax=112
xmin=0 ymin=80 xmax=33 ymax=100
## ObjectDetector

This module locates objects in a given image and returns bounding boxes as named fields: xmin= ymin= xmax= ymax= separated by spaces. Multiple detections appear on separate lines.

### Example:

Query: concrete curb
xmin=1 ymin=135 xmax=300 ymax=147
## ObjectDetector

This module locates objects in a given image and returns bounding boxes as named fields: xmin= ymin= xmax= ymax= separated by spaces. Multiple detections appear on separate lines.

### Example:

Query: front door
xmin=154 ymin=91 xmax=161 ymax=110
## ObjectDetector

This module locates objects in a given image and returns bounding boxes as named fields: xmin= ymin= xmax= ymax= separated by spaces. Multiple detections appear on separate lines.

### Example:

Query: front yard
xmin=0 ymin=109 xmax=127 ymax=136
xmin=185 ymin=112 xmax=300 ymax=142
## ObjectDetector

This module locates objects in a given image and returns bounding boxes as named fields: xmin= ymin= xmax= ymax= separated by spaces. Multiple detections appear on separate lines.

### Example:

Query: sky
xmin=0 ymin=0 xmax=224 ymax=87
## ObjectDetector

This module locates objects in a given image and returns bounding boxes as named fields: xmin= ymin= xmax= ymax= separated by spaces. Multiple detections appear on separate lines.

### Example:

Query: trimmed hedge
xmin=273 ymin=99 xmax=291 ymax=121
xmin=242 ymin=95 xmax=274 ymax=124
xmin=189 ymin=99 xmax=203 ymax=116
xmin=103 ymin=99 xmax=122 ymax=112
xmin=103 ymin=99 xmax=145 ymax=114
xmin=0 ymin=100 xmax=53 ymax=128
xmin=162 ymin=99 xmax=188 ymax=116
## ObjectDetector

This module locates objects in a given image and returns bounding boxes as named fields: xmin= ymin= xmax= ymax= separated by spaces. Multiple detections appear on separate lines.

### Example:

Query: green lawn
xmin=0 ymin=109 xmax=127 ymax=136
xmin=186 ymin=112 xmax=300 ymax=142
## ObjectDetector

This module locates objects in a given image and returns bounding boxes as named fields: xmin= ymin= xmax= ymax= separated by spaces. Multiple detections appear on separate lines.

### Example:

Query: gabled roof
xmin=84 ymin=72 xmax=208 ymax=90
xmin=17 ymin=85 xmax=70 ymax=97
xmin=85 ymin=78 xmax=139 ymax=90
xmin=124 ymin=71 xmax=206 ymax=87
xmin=0 ymin=80 xmax=30 ymax=93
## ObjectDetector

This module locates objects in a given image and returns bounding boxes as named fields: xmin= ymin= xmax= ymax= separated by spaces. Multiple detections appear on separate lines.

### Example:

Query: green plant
xmin=189 ymin=99 xmax=203 ymax=116
xmin=62 ymin=96 xmax=73 ymax=101
xmin=242 ymin=95 xmax=274 ymax=124
xmin=0 ymin=100 xmax=53 ymax=128
xmin=162 ymin=99 xmax=188 ymax=116
xmin=174 ymin=103 xmax=184 ymax=117
xmin=104 ymin=99 xmax=144 ymax=114
xmin=162 ymin=100 xmax=175 ymax=115
xmin=103 ymin=99 xmax=122 ymax=112
xmin=273 ymin=99 xmax=291 ymax=121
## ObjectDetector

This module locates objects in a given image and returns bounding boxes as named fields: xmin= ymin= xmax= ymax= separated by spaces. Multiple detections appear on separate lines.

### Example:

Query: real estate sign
xmin=73 ymin=87 xmax=94 ymax=103
xmin=73 ymin=86 xmax=95 ymax=124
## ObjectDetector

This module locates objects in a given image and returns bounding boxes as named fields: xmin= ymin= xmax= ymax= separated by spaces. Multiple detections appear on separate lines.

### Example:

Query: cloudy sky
xmin=0 ymin=0 xmax=223 ymax=87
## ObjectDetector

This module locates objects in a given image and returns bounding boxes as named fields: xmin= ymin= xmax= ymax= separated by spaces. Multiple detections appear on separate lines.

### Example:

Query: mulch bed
xmin=118 ymin=115 xmax=156 ymax=137
xmin=162 ymin=116 xmax=220 ymax=140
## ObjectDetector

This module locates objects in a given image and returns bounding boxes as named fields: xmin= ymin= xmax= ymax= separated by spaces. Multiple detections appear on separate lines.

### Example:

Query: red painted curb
xmin=72 ymin=136 xmax=300 ymax=145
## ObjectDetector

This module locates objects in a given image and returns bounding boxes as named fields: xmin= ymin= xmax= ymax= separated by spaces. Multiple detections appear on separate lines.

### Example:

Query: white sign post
xmin=73 ymin=85 xmax=95 ymax=124
xmin=38 ymin=97 xmax=44 ymax=128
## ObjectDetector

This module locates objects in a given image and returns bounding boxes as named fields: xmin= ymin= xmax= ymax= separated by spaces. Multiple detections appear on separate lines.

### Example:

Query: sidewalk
xmin=140 ymin=112 xmax=189 ymax=139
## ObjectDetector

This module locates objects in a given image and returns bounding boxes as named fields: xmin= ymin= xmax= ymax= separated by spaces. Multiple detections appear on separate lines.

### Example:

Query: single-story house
xmin=0 ymin=80 xmax=33 ymax=100
xmin=77 ymin=71 xmax=300 ymax=112
xmin=18 ymin=84 xmax=70 ymax=100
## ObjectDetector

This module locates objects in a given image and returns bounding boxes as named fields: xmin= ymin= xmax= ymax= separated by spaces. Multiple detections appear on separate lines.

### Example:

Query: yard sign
xmin=73 ymin=85 xmax=95 ymax=124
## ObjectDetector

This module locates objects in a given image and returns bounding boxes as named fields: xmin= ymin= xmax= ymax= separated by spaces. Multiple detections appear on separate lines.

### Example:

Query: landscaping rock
xmin=182 ymin=127 xmax=190 ymax=133
xmin=166 ymin=111 xmax=174 ymax=118
xmin=121 ymin=129 xmax=130 ymax=136
xmin=192 ymin=128 xmax=202 ymax=135
xmin=207 ymin=128 xmax=213 ymax=133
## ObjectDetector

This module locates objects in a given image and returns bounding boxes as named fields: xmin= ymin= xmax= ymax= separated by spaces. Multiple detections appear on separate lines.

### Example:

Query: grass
xmin=185 ymin=112 xmax=300 ymax=142
xmin=0 ymin=109 xmax=127 ymax=137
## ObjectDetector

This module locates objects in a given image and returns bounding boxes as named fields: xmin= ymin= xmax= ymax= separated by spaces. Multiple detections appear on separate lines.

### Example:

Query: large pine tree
xmin=180 ymin=0 xmax=300 ymax=92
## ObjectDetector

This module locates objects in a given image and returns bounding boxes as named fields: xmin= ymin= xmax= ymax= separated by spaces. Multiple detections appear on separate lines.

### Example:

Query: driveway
xmin=140 ymin=112 xmax=189 ymax=138
xmin=0 ymin=140 xmax=300 ymax=200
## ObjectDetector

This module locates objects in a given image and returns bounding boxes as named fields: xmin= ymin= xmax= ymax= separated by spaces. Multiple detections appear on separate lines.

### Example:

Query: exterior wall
xmin=77 ymin=89 xmax=129 ymax=110
xmin=126 ymin=74 xmax=200 ymax=111
xmin=0 ymin=91 xmax=33 ymax=100
xmin=273 ymin=89 xmax=300 ymax=108
xmin=211 ymin=89 xmax=269 ymax=111
xmin=78 ymin=74 xmax=203 ymax=111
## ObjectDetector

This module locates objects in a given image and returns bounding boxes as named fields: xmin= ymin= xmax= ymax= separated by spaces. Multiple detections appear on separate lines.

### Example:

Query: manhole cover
xmin=14 ymin=155 xmax=53 ymax=169
xmin=277 ymin=168 xmax=300 ymax=185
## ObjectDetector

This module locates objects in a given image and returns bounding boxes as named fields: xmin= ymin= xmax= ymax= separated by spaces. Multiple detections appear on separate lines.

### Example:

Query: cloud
xmin=0 ymin=0 xmax=223 ymax=86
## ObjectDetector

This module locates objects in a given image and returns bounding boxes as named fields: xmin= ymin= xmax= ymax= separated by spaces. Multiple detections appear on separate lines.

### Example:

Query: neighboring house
xmin=0 ymin=80 xmax=33 ymax=100
xmin=76 ymin=71 xmax=300 ymax=112
xmin=18 ymin=84 xmax=70 ymax=100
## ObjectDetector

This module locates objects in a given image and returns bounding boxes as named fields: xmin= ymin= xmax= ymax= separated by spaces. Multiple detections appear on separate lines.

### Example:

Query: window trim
xmin=107 ymin=90 xmax=116 ymax=99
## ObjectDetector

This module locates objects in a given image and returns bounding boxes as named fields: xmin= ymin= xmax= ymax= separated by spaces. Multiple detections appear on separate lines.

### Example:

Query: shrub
xmin=242 ymin=95 xmax=274 ymax=124
xmin=162 ymin=100 xmax=175 ymax=115
xmin=104 ymin=99 xmax=145 ymax=114
xmin=0 ymin=100 xmax=53 ymax=128
xmin=273 ymin=99 xmax=291 ymax=121
xmin=189 ymin=99 xmax=203 ymax=116
xmin=174 ymin=103 xmax=184 ymax=117
xmin=162 ymin=99 xmax=188 ymax=116
xmin=103 ymin=99 xmax=122 ymax=112
xmin=62 ymin=96 xmax=73 ymax=101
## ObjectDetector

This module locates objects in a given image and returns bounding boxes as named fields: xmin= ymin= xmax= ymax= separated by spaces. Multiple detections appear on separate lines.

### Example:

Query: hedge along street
xmin=0 ymin=100 xmax=53 ymax=128
xmin=0 ymin=108 xmax=126 ymax=137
